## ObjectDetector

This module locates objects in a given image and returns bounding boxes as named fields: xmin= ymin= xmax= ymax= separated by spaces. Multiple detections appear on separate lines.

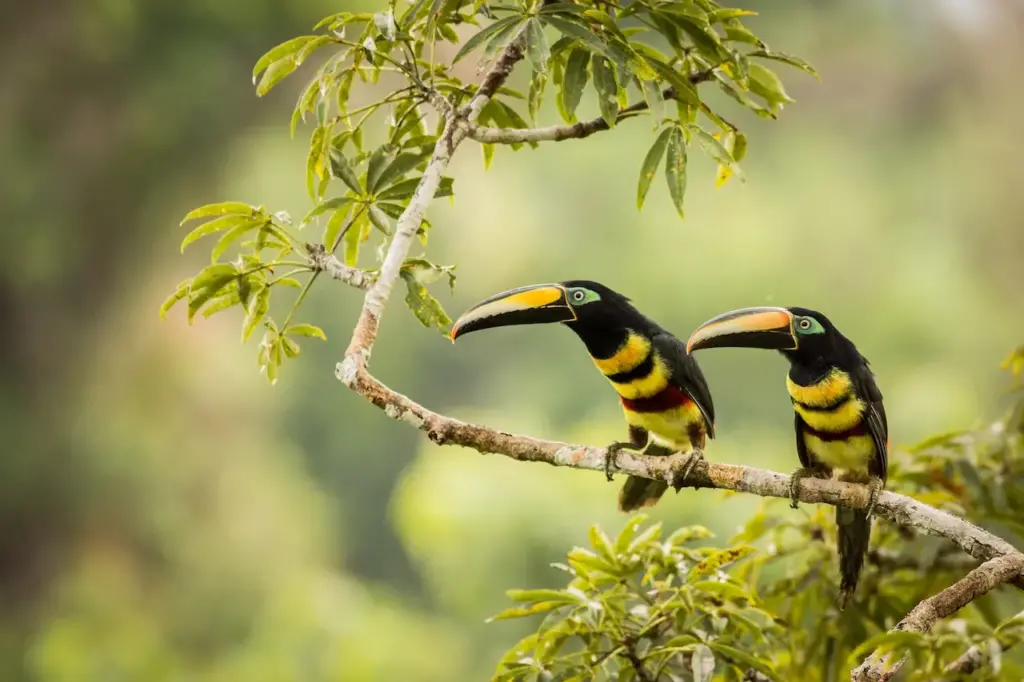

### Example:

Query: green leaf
xmin=528 ymin=69 xmax=547 ymax=122
xmin=506 ymin=589 xmax=581 ymax=605
xmin=453 ymin=16 xmax=521 ymax=64
xmin=849 ymin=630 xmax=927 ymax=663
xmin=190 ymin=263 xmax=239 ymax=291
xmin=664 ymin=126 xmax=687 ymax=218
xmin=324 ymin=206 xmax=353 ymax=250
xmin=180 ymin=202 xmax=256 ymax=225
xmin=690 ymin=125 xmax=744 ymax=183
xmin=242 ymin=286 xmax=271 ymax=342
xmin=486 ymin=601 xmax=563 ymax=622
xmin=732 ymin=131 xmax=748 ymax=162
xmin=281 ymin=336 xmax=301 ymax=358
xmin=748 ymin=62 xmax=794 ymax=113
xmin=377 ymin=175 xmax=454 ymax=202
xmin=591 ymin=56 xmax=618 ymax=127
xmin=707 ymin=643 xmax=780 ymax=681
xmin=751 ymin=49 xmax=819 ymax=79
xmin=201 ymin=291 xmax=243 ymax=319
xmin=343 ymin=213 xmax=364 ymax=265
xmin=329 ymin=149 xmax=364 ymax=194
xmin=613 ymin=515 xmax=649 ymax=554
xmin=286 ymin=323 xmax=327 ymax=340
xmin=401 ymin=274 xmax=453 ymax=333
xmin=689 ymin=546 xmax=755 ymax=579
xmin=542 ymin=16 xmax=609 ymax=57
xmin=691 ymin=643 xmax=715 ymax=682
xmin=710 ymin=9 xmax=758 ymax=22
xmin=303 ymin=197 xmax=353 ymax=225
xmin=689 ymin=580 xmax=753 ymax=603
xmin=371 ymin=150 xmax=431 ymax=193
xmin=256 ymin=58 xmax=299 ymax=97
xmin=482 ymin=142 xmax=495 ymax=170
xmin=588 ymin=525 xmax=617 ymax=566
xmin=560 ymin=47 xmax=590 ymax=122
xmin=159 ymin=279 xmax=191 ymax=319
xmin=211 ymin=218 xmax=265 ymax=262
xmin=525 ymin=19 xmax=550 ymax=72
xmin=180 ymin=214 xmax=249 ymax=253
xmin=365 ymin=145 xmax=398 ymax=194
xmin=253 ymin=36 xmax=315 ymax=83
xmin=368 ymin=205 xmax=391 ymax=234
xmin=637 ymin=127 xmax=672 ymax=210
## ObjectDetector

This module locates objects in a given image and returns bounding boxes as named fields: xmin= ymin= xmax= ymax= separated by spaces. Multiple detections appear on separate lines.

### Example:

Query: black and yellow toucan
xmin=686 ymin=306 xmax=888 ymax=606
xmin=451 ymin=281 xmax=715 ymax=512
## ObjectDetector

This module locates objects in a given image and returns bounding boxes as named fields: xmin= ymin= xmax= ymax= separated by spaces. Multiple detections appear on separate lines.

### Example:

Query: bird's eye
xmin=797 ymin=318 xmax=812 ymax=330
xmin=571 ymin=290 xmax=585 ymax=302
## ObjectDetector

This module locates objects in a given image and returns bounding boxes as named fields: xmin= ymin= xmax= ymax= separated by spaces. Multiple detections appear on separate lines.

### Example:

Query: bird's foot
xmin=789 ymin=467 xmax=830 ymax=509
xmin=863 ymin=477 xmax=884 ymax=517
xmin=603 ymin=441 xmax=638 ymax=482
xmin=670 ymin=450 xmax=705 ymax=492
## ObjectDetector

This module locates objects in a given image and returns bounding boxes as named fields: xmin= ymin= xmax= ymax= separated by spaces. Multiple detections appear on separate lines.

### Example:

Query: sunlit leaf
xmin=253 ymin=36 xmax=315 ymax=83
xmin=560 ymin=47 xmax=590 ymax=122
xmin=180 ymin=202 xmax=256 ymax=225
xmin=591 ymin=56 xmax=618 ymax=127
xmin=303 ymin=197 xmax=353 ymax=225
xmin=286 ymin=323 xmax=327 ymax=340
xmin=453 ymin=16 xmax=521 ymax=64
xmin=750 ymin=49 xmax=820 ymax=80
xmin=637 ymin=126 xmax=672 ymax=210
xmin=211 ymin=218 xmax=265 ymax=262
xmin=242 ymin=286 xmax=271 ymax=342
xmin=525 ymin=19 xmax=550 ymax=72
xmin=664 ymin=126 xmax=687 ymax=218
xmin=159 ymin=279 xmax=191 ymax=319
xmin=748 ymin=62 xmax=794 ymax=113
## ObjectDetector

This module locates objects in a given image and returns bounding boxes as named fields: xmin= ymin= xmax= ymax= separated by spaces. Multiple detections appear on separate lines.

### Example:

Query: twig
xmin=851 ymin=554 xmax=1024 ymax=682
xmin=305 ymin=243 xmax=375 ymax=289
xmin=944 ymin=607 xmax=1024 ymax=676
xmin=464 ymin=67 xmax=721 ymax=146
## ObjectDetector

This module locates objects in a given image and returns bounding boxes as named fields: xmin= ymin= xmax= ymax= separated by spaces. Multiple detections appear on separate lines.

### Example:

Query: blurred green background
xmin=2 ymin=0 xmax=1023 ymax=679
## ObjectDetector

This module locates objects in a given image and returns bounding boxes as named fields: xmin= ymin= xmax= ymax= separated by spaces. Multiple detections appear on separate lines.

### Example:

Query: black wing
xmin=851 ymin=362 xmax=888 ymax=482
xmin=793 ymin=412 xmax=815 ymax=469
xmin=652 ymin=332 xmax=716 ymax=439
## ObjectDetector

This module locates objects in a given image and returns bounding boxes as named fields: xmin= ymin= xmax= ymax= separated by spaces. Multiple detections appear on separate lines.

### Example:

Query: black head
xmin=450 ymin=280 xmax=643 ymax=341
xmin=686 ymin=305 xmax=863 ymax=370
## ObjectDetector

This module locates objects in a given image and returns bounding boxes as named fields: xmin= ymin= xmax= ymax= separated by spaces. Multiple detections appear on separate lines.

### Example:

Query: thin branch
xmin=464 ymin=67 xmax=721 ymax=146
xmin=851 ymin=554 xmax=1024 ymax=682
xmin=305 ymin=243 xmax=375 ymax=289
xmin=944 ymin=607 xmax=1024 ymax=676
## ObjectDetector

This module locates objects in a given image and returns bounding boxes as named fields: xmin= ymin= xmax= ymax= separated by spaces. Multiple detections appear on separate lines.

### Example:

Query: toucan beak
xmin=450 ymin=283 xmax=576 ymax=341
xmin=686 ymin=306 xmax=797 ymax=353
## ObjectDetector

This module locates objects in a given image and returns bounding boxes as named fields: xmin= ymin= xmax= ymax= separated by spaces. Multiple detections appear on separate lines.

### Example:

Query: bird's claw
xmin=603 ymin=441 xmax=633 ymax=482
xmin=864 ymin=477 xmax=884 ymax=517
xmin=670 ymin=451 xmax=704 ymax=492
xmin=789 ymin=467 xmax=829 ymax=509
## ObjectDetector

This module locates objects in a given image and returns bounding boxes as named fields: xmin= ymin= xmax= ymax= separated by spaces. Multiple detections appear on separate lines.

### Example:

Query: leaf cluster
xmin=490 ymin=517 xmax=782 ymax=682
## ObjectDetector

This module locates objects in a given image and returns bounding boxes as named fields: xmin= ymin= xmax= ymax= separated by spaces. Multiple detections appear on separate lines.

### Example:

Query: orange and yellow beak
xmin=450 ymin=284 xmax=576 ymax=341
xmin=686 ymin=306 xmax=797 ymax=353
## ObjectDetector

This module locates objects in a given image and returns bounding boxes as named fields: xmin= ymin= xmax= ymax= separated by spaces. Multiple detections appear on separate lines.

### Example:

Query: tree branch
xmin=851 ymin=554 xmax=1024 ymax=682
xmin=340 ymin=29 xmax=527 ymax=366
xmin=336 ymin=363 xmax=1024 ymax=575
xmin=305 ymin=243 xmax=375 ymax=289
xmin=944 ymin=607 xmax=1024 ymax=676
xmin=464 ymin=66 xmax=721 ymax=146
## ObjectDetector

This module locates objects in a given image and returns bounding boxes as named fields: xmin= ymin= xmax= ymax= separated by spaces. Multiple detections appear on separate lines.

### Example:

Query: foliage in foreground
xmin=160 ymin=0 xmax=815 ymax=383
xmin=494 ymin=356 xmax=1024 ymax=681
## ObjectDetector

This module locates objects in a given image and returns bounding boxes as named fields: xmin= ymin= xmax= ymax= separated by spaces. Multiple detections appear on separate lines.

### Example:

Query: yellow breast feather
xmin=786 ymin=369 xmax=853 ymax=408
xmin=623 ymin=403 xmax=703 ymax=452
xmin=612 ymin=356 xmax=670 ymax=399
xmin=794 ymin=397 xmax=866 ymax=433
xmin=592 ymin=332 xmax=650 ymax=375
xmin=803 ymin=433 xmax=875 ymax=472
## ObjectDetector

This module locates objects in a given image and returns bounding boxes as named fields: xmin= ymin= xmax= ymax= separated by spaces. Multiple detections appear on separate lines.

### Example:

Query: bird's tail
xmin=836 ymin=506 xmax=871 ymax=609
xmin=618 ymin=476 xmax=669 ymax=512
